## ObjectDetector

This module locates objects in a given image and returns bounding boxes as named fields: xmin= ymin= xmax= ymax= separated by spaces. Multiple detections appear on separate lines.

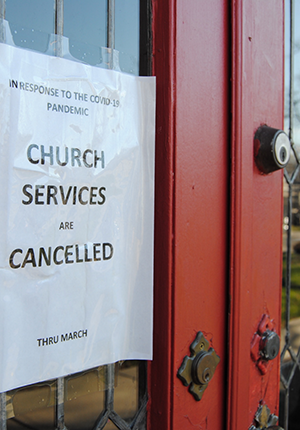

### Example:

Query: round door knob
xmin=260 ymin=330 xmax=280 ymax=360
xmin=191 ymin=351 xmax=218 ymax=385
xmin=254 ymin=125 xmax=291 ymax=174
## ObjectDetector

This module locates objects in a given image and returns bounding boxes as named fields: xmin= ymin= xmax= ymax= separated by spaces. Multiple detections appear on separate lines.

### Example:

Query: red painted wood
xmin=228 ymin=1 xmax=284 ymax=428
xmin=172 ymin=1 xmax=229 ymax=429
xmin=149 ymin=1 xmax=284 ymax=428
xmin=150 ymin=1 xmax=229 ymax=429
xmin=148 ymin=1 xmax=176 ymax=429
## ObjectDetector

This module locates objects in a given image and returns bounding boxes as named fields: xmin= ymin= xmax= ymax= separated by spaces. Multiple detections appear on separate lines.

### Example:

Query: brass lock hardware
xmin=251 ymin=314 xmax=280 ymax=375
xmin=177 ymin=332 xmax=220 ymax=401
xmin=249 ymin=404 xmax=283 ymax=430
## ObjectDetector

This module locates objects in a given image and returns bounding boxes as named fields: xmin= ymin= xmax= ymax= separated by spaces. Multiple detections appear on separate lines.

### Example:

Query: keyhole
xmin=202 ymin=367 xmax=211 ymax=383
xmin=280 ymin=146 xmax=287 ymax=163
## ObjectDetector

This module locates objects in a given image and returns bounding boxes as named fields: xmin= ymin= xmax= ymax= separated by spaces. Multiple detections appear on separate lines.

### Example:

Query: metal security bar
xmin=107 ymin=0 xmax=115 ymax=50
xmin=280 ymin=1 xmax=300 ymax=429
xmin=0 ymin=1 xmax=148 ymax=429
xmin=106 ymin=0 xmax=114 ymax=70
xmin=54 ymin=0 xmax=64 ymax=57
xmin=0 ymin=0 xmax=5 ymax=43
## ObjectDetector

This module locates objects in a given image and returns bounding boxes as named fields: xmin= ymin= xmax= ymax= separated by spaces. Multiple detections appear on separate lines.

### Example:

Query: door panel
xmin=0 ymin=0 xmax=285 ymax=428
xmin=151 ymin=1 xmax=229 ymax=429
xmin=228 ymin=1 xmax=283 ymax=428
xmin=174 ymin=1 xmax=229 ymax=429
xmin=151 ymin=1 xmax=284 ymax=429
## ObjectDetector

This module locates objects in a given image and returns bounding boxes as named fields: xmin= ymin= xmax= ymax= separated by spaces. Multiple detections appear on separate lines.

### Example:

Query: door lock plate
xmin=177 ymin=332 xmax=220 ymax=401
xmin=249 ymin=404 xmax=283 ymax=430
xmin=251 ymin=314 xmax=280 ymax=374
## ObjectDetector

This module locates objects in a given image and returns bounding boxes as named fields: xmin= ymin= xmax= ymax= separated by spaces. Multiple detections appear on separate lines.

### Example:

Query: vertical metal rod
xmin=289 ymin=0 xmax=295 ymax=145
xmin=284 ymin=388 xmax=289 ymax=430
xmin=55 ymin=0 xmax=64 ymax=36
xmin=284 ymin=182 xmax=293 ymax=429
xmin=104 ymin=364 xmax=115 ymax=411
xmin=138 ymin=361 xmax=147 ymax=408
xmin=55 ymin=0 xmax=64 ymax=57
xmin=56 ymin=377 xmax=65 ymax=430
xmin=285 ymin=183 xmax=292 ymax=338
xmin=105 ymin=3 xmax=119 ymax=417
xmin=139 ymin=0 xmax=151 ymax=76
xmin=0 ymin=0 xmax=5 ymax=44
xmin=0 ymin=393 xmax=6 ymax=430
xmin=283 ymin=3 xmax=295 ymax=429
xmin=107 ymin=0 xmax=115 ymax=50
xmin=106 ymin=0 xmax=115 ymax=70
xmin=0 ymin=0 xmax=5 ymax=19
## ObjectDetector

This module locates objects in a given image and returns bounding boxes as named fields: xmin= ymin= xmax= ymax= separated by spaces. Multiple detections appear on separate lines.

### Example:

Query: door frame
xmin=149 ymin=1 xmax=229 ymax=428
xmin=228 ymin=1 xmax=284 ymax=427
xmin=149 ymin=1 xmax=284 ymax=429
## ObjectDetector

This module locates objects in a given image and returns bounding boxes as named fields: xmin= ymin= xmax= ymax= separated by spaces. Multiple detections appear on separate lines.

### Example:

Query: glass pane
xmin=5 ymin=0 xmax=141 ymax=74
xmin=105 ymin=421 xmax=119 ymax=430
xmin=6 ymin=363 xmax=144 ymax=429
xmin=284 ymin=1 xmax=300 ymax=154
xmin=6 ymin=381 xmax=56 ymax=429
xmin=64 ymin=368 xmax=105 ymax=430
xmin=5 ymin=0 xmax=54 ymax=53
xmin=115 ymin=0 xmax=139 ymax=75
xmin=114 ymin=361 xmax=139 ymax=421
xmin=5 ymin=0 xmax=54 ymax=34
xmin=64 ymin=0 xmax=106 ymax=65
xmin=1 ymin=1 xmax=148 ymax=428
xmin=280 ymin=2 xmax=300 ymax=429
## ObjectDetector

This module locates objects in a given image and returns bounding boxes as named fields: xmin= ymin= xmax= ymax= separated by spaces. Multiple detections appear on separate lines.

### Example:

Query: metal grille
xmin=0 ymin=0 xmax=149 ymax=429
xmin=280 ymin=1 xmax=300 ymax=429
xmin=2 ymin=362 xmax=147 ymax=430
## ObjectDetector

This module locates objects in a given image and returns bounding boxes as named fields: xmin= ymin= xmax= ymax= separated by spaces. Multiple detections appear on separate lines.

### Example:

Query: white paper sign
xmin=0 ymin=43 xmax=155 ymax=392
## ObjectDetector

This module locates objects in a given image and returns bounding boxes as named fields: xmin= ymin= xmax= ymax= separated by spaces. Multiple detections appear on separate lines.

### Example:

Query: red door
xmin=0 ymin=1 xmax=284 ymax=429
xmin=150 ymin=1 xmax=284 ymax=429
